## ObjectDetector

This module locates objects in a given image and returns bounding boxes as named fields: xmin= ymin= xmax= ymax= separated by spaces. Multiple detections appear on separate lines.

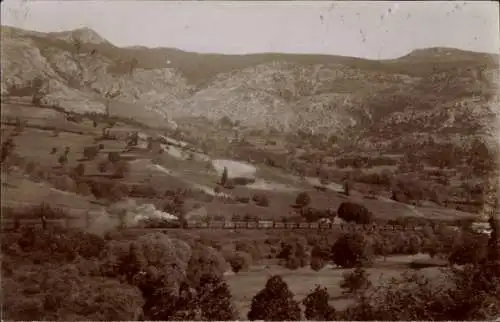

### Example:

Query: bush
xmin=278 ymin=238 xmax=309 ymax=270
xmin=448 ymin=233 xmax=488 ymax=265
xmin=340 ymin=267 xmax=372 ymax=295
xmin=300 ymin=207 xmax=335 ymax=222
xmin=72 ymin=163 xmax=85 ymax=177
xmin=75 ymin=182 xmax=92 ymax=196
xmin=98 ymin=160 xmax=110 ymax=173
xmin=236 ymin=196 xmax=250 ymax=204
xmin=227 ymin=251 xmax=252 ymax=273
xmin=252 ymin=194 xmax=270 ymax=207
xmin=50 ymin=174 xmax=77 ymax=192
xmin=112 ymin=160 xmax=130 ymax=179
xmin=294 ymin=192 xmax=311 ymax=208
xmin=231 ymin=177 xmax=256 ymax=186
xmin=247 ymin=275 xmax=302 ymax=321
xmin=1 ymin=137 xmax=16 ymax=164
xmin=337 ymin=202 xmax=373 ymax=224
xmin=83 ymin=146 xmax=100 ymax=161
xmin=108 ymin=151 xmax=121 ymax=164
xmin=310 ymin=244 xmax=330 ymax=271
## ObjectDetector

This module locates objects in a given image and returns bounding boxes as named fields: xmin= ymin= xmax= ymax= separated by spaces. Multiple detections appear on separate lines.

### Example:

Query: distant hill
xmin=1 ymin=25 xmax=499 ymax=153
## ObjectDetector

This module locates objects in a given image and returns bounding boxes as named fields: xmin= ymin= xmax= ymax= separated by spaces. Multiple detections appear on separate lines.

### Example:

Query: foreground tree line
xmin=2 ymin=205 xmax=499 ymax=321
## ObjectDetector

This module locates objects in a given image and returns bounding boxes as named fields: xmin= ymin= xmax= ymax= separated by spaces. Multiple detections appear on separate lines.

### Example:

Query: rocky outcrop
xmin=1 ymin=25 xmax=499 ymax=151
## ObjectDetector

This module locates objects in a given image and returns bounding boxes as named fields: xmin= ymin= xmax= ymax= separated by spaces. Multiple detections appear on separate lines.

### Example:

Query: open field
xmin=227 ymin=256 xmax=445 ymax=319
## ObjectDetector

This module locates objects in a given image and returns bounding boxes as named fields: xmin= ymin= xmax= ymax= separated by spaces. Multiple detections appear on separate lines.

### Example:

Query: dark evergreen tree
xmin=303 ymin=285 xmax=336 ymax=320
xmin=196 ymin=273 xmax=237 ymax=321
xmin=248 ymin=275 xmax=301 ymax=321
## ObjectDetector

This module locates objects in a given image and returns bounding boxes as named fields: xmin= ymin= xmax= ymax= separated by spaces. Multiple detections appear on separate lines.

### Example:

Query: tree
xmin=337 ymin=202 xmax=373 ymax=224
xmin=108 ymin=151 xmax=121 ymax=164
xmin=2 ymin=263 xmax=144 ymax=321
xmin=113 ymin=160 xmax=130 ymax=179
xmin=83 ymin=145 xmax=100 ymax=160
xmin=57 ymin=150 xmax=69 ymax=168
xmin=31 ymin=76 xmax=45 ymax=105
xmin=253 ymin=193 xmax=270 ymax=207
xmin=331 ymin=232 xmax=374 ymax=268
xmin=127 ymin=131 xmax=139 ymax=147
xmin=99 ymin=233 xmax=192 ymax=320
xmin=247 ymin=275 xmax=302 ymax=321
xmin=340 ymin=267 xmax=372 ymax=296
xmin=71 ymin=35 xmax=82 ymax=54
xmin=220 ymin=166 xmax=228 ymax=186
xmin=294 ymin=191 xmax=311 ymax=208
xmin=1 ymin=137 xmax=16 ymax=164
xmin=129 ymin=57 xmax=139 ymax=76
xmin=72 ymin=163 xmax=86 ymax=177
xmin=196 ymin=273 xmax=237 ymax=320
xmin=278 ymin=237 xmax=309 ymax=270
xmin=448 ymin=232 xmax=488 ymax=265
xmin=303 ymin=285 xmax=336 ymax=320
xmin=310 ymin=244 xmax=330 ymax=271
xmin=343 ymin=177 xmax=352 ymax=196
xmin=228 ymin=251 xmax=252 ymax=273
xmin=186 ymin=244 xmax=228 ymax=287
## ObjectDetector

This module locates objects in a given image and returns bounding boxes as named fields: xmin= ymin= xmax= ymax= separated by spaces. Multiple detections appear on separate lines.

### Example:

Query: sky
xmin=1 ymin=1 xmax=499 ymax=59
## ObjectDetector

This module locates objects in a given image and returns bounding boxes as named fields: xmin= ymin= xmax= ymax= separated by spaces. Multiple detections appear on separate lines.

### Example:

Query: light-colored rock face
xmin=1 ymin=25 xmax=498 ymax=149
xmin=211 ymin=159 xmax=257 ymax=179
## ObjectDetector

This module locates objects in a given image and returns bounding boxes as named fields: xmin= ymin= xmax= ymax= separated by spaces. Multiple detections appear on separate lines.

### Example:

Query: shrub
xmin=108 ymin=151 xmax=121 ymax=164
xmin=112 ymin=160 xmax=130 ymax=179
xmin=236 ymin=196 xmax=250 ymax=204
xmin=448 ymin=233 xmax=488 ymax=265
xmin=227 ymin=251 xmax=252 ymax=273
xmin=247 ymin=275 xmax=302 ymax=321
xmin=57 ymin=154 xmax=68 ymax=167
xmin=72 ymin=163 xmax=86 ymax=177
xmin=310 ymin=244 xmax=330 ymax=271
xmin=340 ymin=267 xmax=372 ymax=295
xmin=252 ymin=194 xmax=270 ymax=207
xmin=235 ymin=240 xmax=263 ymax=261
xmin=232 ymin=177 xmax=256 ymax=186
xmin=83 ymin=146 xmax=99 ymax=161
xmin=278 ymin=238 xmax=309 ymax=270
xmin=294 ymin=191 xmax=311 ymax=208
xmin=51 ymin=174 xmax=77 ymax=192
xmin=24 ymin=161 xmax=37 ymax=175
xmin=76 ymin=182 xmax=92 ymax=196
xmin=1 ymin=137 xmax=16 ymax=163
xmin=337 ymin=202 xmax=373 ymax=224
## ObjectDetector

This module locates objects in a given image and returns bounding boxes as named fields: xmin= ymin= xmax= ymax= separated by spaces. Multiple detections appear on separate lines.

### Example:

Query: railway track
xmin=2 ymin=218 xmax=427 ymax=232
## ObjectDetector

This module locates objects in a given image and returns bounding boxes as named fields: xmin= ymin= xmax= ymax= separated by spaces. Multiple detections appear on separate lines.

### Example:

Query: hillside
xmin=1 ymin=25 xmax=499 ymax=170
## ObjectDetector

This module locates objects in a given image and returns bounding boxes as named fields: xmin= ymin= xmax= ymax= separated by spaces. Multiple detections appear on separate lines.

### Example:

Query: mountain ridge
xmin=1 ymin=25 xmax=499 ymax=157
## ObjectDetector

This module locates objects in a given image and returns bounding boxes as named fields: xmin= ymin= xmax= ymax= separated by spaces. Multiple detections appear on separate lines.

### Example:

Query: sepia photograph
xmin=1 ymin=0 xmax=499 ymax=320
